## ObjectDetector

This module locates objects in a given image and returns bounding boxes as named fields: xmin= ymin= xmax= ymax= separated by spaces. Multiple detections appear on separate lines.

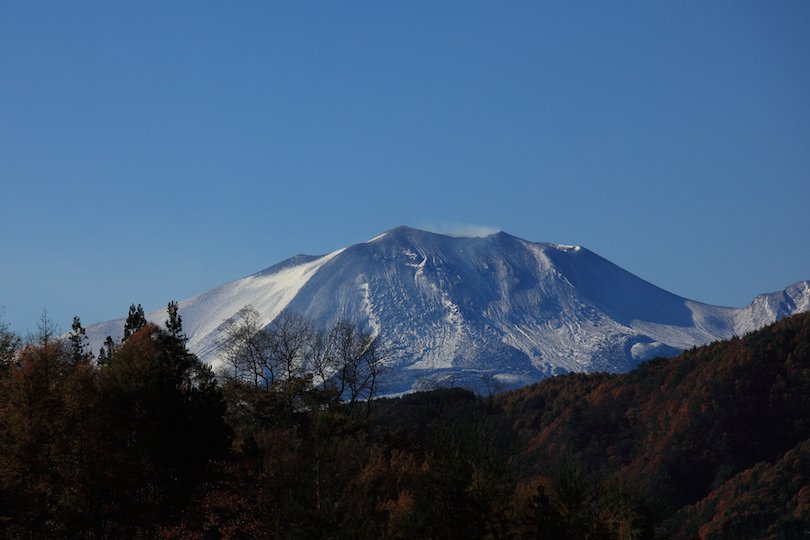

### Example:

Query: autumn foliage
xmin=498 ymin=311 xmax=810 ymax=538
xmin=0 ymin=309 xmax=808 ymax=538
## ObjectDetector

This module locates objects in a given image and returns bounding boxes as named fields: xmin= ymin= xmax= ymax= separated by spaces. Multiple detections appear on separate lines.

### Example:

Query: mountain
xmin=85 ymin=226 xmax=810 ymax=394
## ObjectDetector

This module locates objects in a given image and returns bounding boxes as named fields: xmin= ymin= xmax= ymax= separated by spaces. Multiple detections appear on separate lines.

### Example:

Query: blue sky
xmin=1 ymin=1 xmax=808 ymax=334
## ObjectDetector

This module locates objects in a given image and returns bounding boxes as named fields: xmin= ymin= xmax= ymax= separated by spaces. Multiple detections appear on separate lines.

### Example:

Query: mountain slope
xmin=85 ymin=227 xmax=810 ymax=394
xmin=498 ymin=311 xmax=810 ymax=537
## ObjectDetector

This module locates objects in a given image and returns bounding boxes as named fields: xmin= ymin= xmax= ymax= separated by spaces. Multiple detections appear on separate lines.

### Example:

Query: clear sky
xmin=1 ymin=1 xmax=809 ymax=335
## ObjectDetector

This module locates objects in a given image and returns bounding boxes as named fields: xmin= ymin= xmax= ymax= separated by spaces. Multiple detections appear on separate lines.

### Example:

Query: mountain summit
xmin=85 ymin=227 xmax=810 ymax=394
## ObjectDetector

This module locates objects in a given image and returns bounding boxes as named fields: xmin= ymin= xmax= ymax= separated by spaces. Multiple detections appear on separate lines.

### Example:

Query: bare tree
xmin=264 ymin=311 xmax=314 ymax=409
xmin=31 ymin=308 xmax=59 ymax=347
xmin=307 ymin=327 xmax=335 ymax=387
xmin=217 ymin=306 xmax=275 ymax=389
xmin=327 ymin=320 xmax=387 ymax=414
xmin=266 ymin=311 xmax=311 ymax=387
xmin=0 ymin=310 xmax=21 ymax=375
xmin=216 ymin=309 xmax=387 ymax=413
xmin=479 ymin=373 xmax=503 ymax=397
xmin=360 ymin=335 xmax=387 ymax=417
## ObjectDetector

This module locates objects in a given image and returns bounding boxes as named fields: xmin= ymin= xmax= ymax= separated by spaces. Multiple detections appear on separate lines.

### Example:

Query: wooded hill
xmin=496 ymin=311 xmax=810 ymax=538
xmin=0 ymin=309 xmax=808 ymax=538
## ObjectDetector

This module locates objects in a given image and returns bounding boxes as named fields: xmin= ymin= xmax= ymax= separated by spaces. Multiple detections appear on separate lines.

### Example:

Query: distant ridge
xmin=85 ymin=227 xmax=810 ymax=394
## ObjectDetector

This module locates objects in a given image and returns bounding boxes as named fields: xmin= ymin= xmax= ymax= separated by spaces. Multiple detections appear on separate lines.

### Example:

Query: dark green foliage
xmin=97 ymin=335 xmax=115 ymax=366
xmin=0 ymin=309 xmax=229 ymax=538
xmin=96 ymin=323 xmax=229 ymax=534
xmin=122 ymin=303 xmax=147 ymax=342
xmin=68 ymin=315 xmax=90 ymax=365
xmin=404 ymin=416 xmax=509 ymax=538
xmin=165 ymin=300 xmax=185 ymax=344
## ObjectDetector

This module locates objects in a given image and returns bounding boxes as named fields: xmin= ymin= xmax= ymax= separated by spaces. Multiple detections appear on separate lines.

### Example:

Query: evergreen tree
xmin=98 ymin=336 xmax=115 ymax=367
xmin=122 ymin=303 xmax=147 ymax=342
xmin=68 ymin=316 xmax=89 ymax=365
xmin=98 ymin=323 xmax=228 ymax=533
xmin=165 ymin=301 xmax=185 ymax=344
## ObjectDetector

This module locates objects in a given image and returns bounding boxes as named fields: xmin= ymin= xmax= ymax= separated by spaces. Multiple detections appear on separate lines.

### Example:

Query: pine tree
xmin=122 ymin=304 xmax=147 ymax=342
xmin=98 ymin=335 xmax=115 ymax=367
xmin=97 ymin=324 xmax=228 ymax=531
xmin=68 ymin=316 xmax=89 ymax=365
xmin=165 ymin=301 xmax=186 ymax=344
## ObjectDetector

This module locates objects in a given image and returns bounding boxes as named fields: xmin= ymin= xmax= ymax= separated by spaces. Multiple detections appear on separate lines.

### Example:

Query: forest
xmin=0 ymin=306 xmax=808 ymax=539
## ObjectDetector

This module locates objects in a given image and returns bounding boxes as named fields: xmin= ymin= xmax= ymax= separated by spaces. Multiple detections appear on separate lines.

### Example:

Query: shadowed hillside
xmin=1 ymin=309 xmax=808 ymax=537
xmin=498 ymin=311 xmax=810 ymax=537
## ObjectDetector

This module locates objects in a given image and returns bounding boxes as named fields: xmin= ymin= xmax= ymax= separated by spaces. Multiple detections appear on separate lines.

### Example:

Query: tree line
xmin=0 ymin=306 xmax=808 ymax=538
xmin=0 ymin=303 xmax=390 ymax=537
xmin=0 ymin=304 xmax=226 ymax=537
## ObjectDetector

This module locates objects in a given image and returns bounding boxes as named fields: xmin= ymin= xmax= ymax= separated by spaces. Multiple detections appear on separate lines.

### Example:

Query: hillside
xmin=497 ymin=311 xmax=810 ymax=537
xmin=2 ymin=307 xmax=809 ymax=537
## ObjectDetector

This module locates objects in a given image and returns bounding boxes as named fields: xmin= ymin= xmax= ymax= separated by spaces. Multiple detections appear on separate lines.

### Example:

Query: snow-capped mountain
xmin=85 ymin=226 xmax=810 ymax=394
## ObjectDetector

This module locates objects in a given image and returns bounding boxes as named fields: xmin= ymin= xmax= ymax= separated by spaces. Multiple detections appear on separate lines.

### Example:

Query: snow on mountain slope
xmin=85 ymin=227 xmax=810 ymax=394
xmin=86 ymin=249 xmax=344 ymax=367
xmin=733 ymin=281 xmax=810 ymax=335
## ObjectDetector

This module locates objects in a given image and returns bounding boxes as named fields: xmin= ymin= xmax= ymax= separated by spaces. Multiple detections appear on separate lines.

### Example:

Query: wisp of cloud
xmin=419 ymin=222 xmax=501 ymax=238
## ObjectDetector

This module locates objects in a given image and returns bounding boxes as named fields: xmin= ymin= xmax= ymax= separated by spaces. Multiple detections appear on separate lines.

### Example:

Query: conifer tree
xmin=122 ymin=303 xmax=147 ymax=342
xmin=98 ymin=335 xmax=116 ymax=366
xmin=97 ymin=323 xmax=228 ymax=530
xmin=165 ymin=301 xmax=186 ymax=344
xmin=34 ymin=308 xmax=57 ymax=346
xmin=68 ymin=316 xmax=89 ymax=365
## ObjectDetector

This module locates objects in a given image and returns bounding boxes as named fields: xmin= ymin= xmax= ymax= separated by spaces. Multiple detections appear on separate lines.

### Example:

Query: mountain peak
xmin=375 ymin=225 xmax=504 ymax=241
xmin=366 ymin=225 xmax=422 ymax=243
xmin=84 ymin=230 xmax=810 ymax=396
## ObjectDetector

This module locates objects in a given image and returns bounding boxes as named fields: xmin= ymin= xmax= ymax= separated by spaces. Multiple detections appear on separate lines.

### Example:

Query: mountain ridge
xmin=84 ymin=227 xmax=810 ymax=394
